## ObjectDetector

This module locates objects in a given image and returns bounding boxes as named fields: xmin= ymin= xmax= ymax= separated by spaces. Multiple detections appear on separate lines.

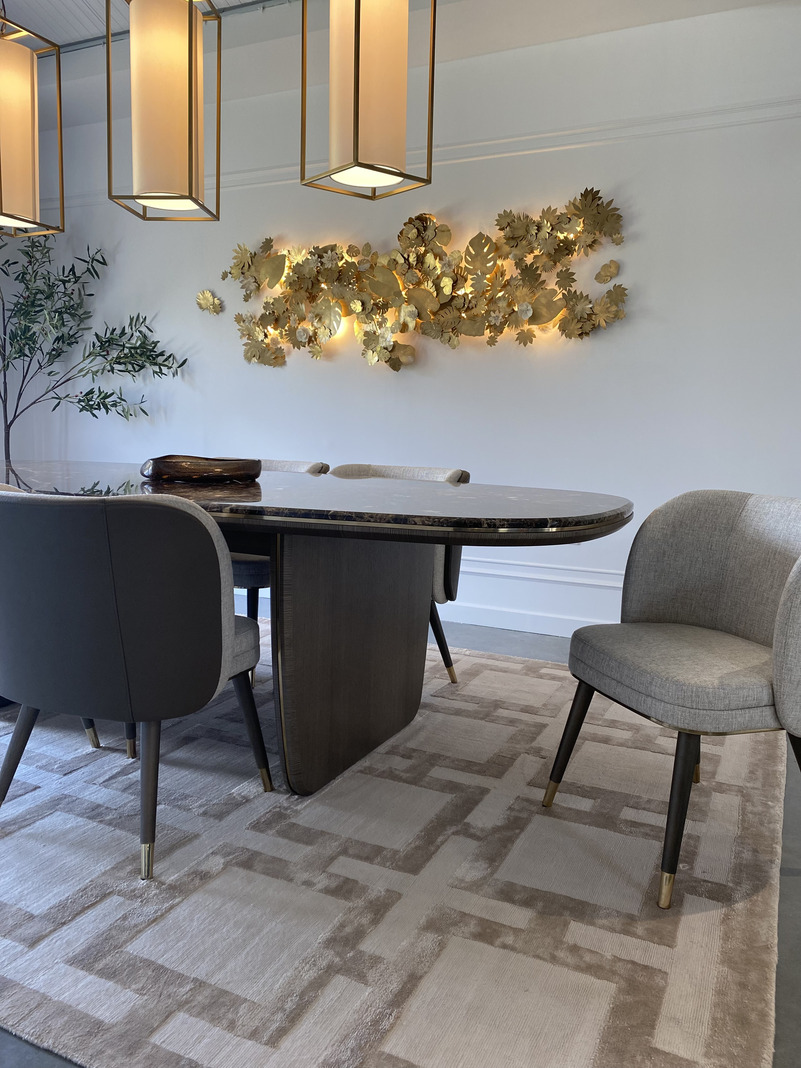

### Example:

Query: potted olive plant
xmin=0 ymin=234 xmax=184 ymax=482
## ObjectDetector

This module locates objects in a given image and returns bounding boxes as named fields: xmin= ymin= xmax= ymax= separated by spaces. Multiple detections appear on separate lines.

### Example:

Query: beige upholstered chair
xmin=329 ymin=463 xmax=471 ymax=682
xmin=543 ymin=490 xmax=801 ymax=909
xmin=0 ymin=491 xmax=272 ymax=880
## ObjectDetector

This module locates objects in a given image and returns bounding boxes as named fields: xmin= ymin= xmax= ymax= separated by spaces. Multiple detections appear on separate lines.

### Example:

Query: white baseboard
xmin=234 ymin=559 xmax=623 ymax=637
xmin=438 ymin=557 xmax=624 ymax=637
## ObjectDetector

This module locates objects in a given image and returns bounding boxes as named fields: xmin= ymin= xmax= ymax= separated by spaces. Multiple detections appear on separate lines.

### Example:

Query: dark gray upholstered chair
xmin=0 ymin=490 xmax=273 ymax=880
xmin=329 ymin=463 xmax=471 ymax=683
xmin=543 ymin=490 xmax=801 ymax=909
xmin=230 ymin=459 xmax=330 ymax=624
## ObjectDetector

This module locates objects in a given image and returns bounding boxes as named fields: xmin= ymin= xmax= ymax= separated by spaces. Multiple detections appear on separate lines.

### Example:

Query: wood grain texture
xmin=271 ymin=534 xmax=435 ymax=794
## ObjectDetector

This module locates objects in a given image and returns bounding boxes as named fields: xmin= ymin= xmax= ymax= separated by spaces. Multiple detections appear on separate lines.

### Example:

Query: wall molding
xmin=51 ymin=93 xmax=801 ymax=211
xmin=459 ymin=556 xmax=624 ymax=591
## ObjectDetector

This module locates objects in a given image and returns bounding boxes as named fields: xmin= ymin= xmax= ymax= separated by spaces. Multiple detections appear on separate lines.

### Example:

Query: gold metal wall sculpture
xmin=198 ymin=189 xmax=626 ymax=371
xmin=106 ymin=0 xmax=221 ymax=222
xmin=300 ymin=0 xmax=436 ymax=200
xmin=0 ymin=14 xmax=63 ymax=236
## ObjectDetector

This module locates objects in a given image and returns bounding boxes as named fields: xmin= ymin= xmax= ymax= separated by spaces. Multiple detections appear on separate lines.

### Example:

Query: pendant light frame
xmin=0 ymin=15 xmax=64 ymax=237
xmin=106 ymin=0 xmax=222 ymax=222
xmin=300 ymin=0 xmax=436 ymax=200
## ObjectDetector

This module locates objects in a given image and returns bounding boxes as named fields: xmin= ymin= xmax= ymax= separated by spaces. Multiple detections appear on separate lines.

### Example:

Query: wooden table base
xmin=270 ymin=534 xmax=435 ymax=794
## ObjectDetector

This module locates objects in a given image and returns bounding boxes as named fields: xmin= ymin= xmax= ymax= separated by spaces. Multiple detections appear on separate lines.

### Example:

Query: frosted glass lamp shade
xmin=0 ymin=19 xmax=63 ymax=236
xmin=0 ymin=37 xmax=40 ymax=228
xmin=130 ymin=0 xmax=204 ymax=211
xmin=106 ymin=0 xmax=221 ymax=221
xmin=301 ymin=0 xmax=437 ymax=200
xmin=329 ymin=0 xmax=407 ymax=188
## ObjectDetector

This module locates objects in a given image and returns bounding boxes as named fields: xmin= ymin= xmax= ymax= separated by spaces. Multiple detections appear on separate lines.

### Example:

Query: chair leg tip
xmin=85 ymin=727 xmax=101 ymax=749
xmin=657 ymin=871 xmax=675 ymax=909
xmin=259 ymin=767 xmax=273 ymax=792
xmin=693 ymin=762 xmax=701 ymax=784
xmin=542 ymin=780 xmax=559 ymax=807
xmin=140 ymin=843 xmax=154 ymax=881
xmin=126 ymin=740 xmax=137 ymax=760
xmin=446 ymin=666 xmax=458 ymax=684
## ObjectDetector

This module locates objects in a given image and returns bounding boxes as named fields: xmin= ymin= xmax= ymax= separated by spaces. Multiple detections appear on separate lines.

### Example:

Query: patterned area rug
xmin=0 ymin=633 xmax=784 ymax=1068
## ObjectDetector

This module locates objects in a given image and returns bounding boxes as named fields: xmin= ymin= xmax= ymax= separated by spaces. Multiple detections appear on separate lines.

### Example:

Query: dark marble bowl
xmin=140 ymin=455 xmax=262 ymax=483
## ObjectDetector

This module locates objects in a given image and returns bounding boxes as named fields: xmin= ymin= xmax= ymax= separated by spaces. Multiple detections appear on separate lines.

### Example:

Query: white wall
xmin=14 ymin=1 xmax=801 ymax=636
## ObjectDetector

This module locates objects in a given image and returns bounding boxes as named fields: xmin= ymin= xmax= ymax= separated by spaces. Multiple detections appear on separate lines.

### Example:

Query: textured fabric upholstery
xmin=773 ymin=558 xmax=801 ymax=734
xmin=260 ymin=459 xmax=329 ymax=475
xmin=230 ymin=459 xmax=329 ymax=593
xmin=230 ymin=554 xmax=273 ymax=589
xmin=330 ymin=463 xmax=469 ymax=485
xmin=570 ymin=622 xmax=777 ymax=732
xmin=330 ymin=464 xmax=470 ymax=605
xmin=231 ymin=616 xmax=261 ymax=678
xmin=622 ymin=490 xmax=801 ymax=647
xmin=572 ymin=490 xmax=801 ymax=736
xmin=0 ymin=492 xmax=256 ymax=719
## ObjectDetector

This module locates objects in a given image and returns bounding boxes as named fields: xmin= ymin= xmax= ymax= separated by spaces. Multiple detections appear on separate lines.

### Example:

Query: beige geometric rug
xmin=0 ymin=635 xmax=785 ymax=1068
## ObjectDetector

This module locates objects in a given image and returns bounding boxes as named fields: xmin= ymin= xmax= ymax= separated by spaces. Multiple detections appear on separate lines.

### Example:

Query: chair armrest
xmin=774 ymin=558 xmax=801 ymax=734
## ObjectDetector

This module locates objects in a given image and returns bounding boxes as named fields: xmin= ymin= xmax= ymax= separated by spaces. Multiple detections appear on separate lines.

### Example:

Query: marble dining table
xmin=12 ymin=461 xmax=633 ymax=794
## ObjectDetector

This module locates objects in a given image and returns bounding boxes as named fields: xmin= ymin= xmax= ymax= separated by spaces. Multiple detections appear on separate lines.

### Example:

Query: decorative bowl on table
xmin=140 ymin=455 xmax=262 ymax=483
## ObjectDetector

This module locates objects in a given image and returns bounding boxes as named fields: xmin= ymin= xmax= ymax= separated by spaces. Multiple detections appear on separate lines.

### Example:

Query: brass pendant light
xmin=301 ymin=0 xmax=437 ymax=200
xmin=0 ymin=8 xmax=64 ymax=236
xmin=107 ymin=0 xmax=221 ymax=221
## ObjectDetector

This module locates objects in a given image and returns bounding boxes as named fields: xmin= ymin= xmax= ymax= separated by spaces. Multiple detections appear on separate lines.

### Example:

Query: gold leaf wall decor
xmin=200 ymin=188 xmax=626 ymax=372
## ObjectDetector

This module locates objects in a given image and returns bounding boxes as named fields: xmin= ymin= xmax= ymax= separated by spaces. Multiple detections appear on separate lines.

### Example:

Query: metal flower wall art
xmin=197 ymin=188 xmax=626 ymax=372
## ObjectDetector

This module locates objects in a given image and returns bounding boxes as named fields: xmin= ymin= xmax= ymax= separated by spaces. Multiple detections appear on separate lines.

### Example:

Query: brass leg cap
xmin=658 ymin=871 xmax=675 ymax=910
xmin=446 ymin=665 xmax=458 ymax=684
xmin=259 ymin=767 xmax=273 ymax=793
xmin=126 ymin=739 xmax=137 ymax=760
xmin=250 ymin=667 xmax=257 ymax=687
xmin=542 ymin=780 xmax=559 ymax=808
xmin=693 ymin=762 xmax=701 ymax=784
xmin=140 ymin=843 xmax=154 ymax=881
xmin=85 ymin=726 xmax=101 ymax=749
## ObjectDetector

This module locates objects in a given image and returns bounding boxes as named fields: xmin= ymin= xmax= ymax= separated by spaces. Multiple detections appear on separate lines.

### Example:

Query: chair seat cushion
xmin=569 ymin=622 xmax=779 ymax=732
xmin=231 ymin=615 xmax=261 ymax=678
xmin=231 ymin=553 xmax=271 ymax=589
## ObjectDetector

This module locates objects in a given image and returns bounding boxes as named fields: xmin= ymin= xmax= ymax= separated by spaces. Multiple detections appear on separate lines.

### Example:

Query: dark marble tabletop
xmin=9 ymin=461 xmax=634 ymax=546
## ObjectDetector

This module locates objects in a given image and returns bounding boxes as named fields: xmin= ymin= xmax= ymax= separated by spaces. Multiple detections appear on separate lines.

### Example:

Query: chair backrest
xmin=0 ymin=492 xmax=236 ymax=723
xmin=622 ymin=490 xmax=801 ymax=648
xmin=329 ymin=463 xmax=469 ymax=485
xmin=261 ymin=459 xmax=329 ymax=475
xmin=329 ymin=464 xmax=470 ymax=602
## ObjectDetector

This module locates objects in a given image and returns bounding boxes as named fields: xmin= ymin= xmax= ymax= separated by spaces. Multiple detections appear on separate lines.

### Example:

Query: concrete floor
xmin=1 ymin=622 xmax=798 ymax=1068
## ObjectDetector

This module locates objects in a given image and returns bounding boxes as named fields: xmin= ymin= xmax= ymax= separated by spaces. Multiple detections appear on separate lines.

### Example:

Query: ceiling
xmin=1 ymin=0 xmax=289 ymax=49
xmin=1 ymin=0 xmax=788 ymax=52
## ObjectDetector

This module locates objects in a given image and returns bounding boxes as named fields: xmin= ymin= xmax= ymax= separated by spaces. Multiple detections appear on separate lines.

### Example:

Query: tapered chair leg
xmin=430 ymin=601 xmax=457 ymax=683
xmin=543 ymin=680 xmax=595 ymax=807
xmin=658 ymin=731 xmax=701 ymax=909
xmin=246 ymin=588 xmax=260 ymax=685
xmin=232 ymin=671 xmax=273 ymax=792
xmin=0 ymin=705 xmax=39 ymax=805
xmin=81 ymin=717 xmax=100 ymax=748
xmin=124 ymin=722 xmax=137 ymax=759
xmin=139 ymin=721 xmax=161 ymax=880
xmin=788 ymin=732 xmax=801 ymax=775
